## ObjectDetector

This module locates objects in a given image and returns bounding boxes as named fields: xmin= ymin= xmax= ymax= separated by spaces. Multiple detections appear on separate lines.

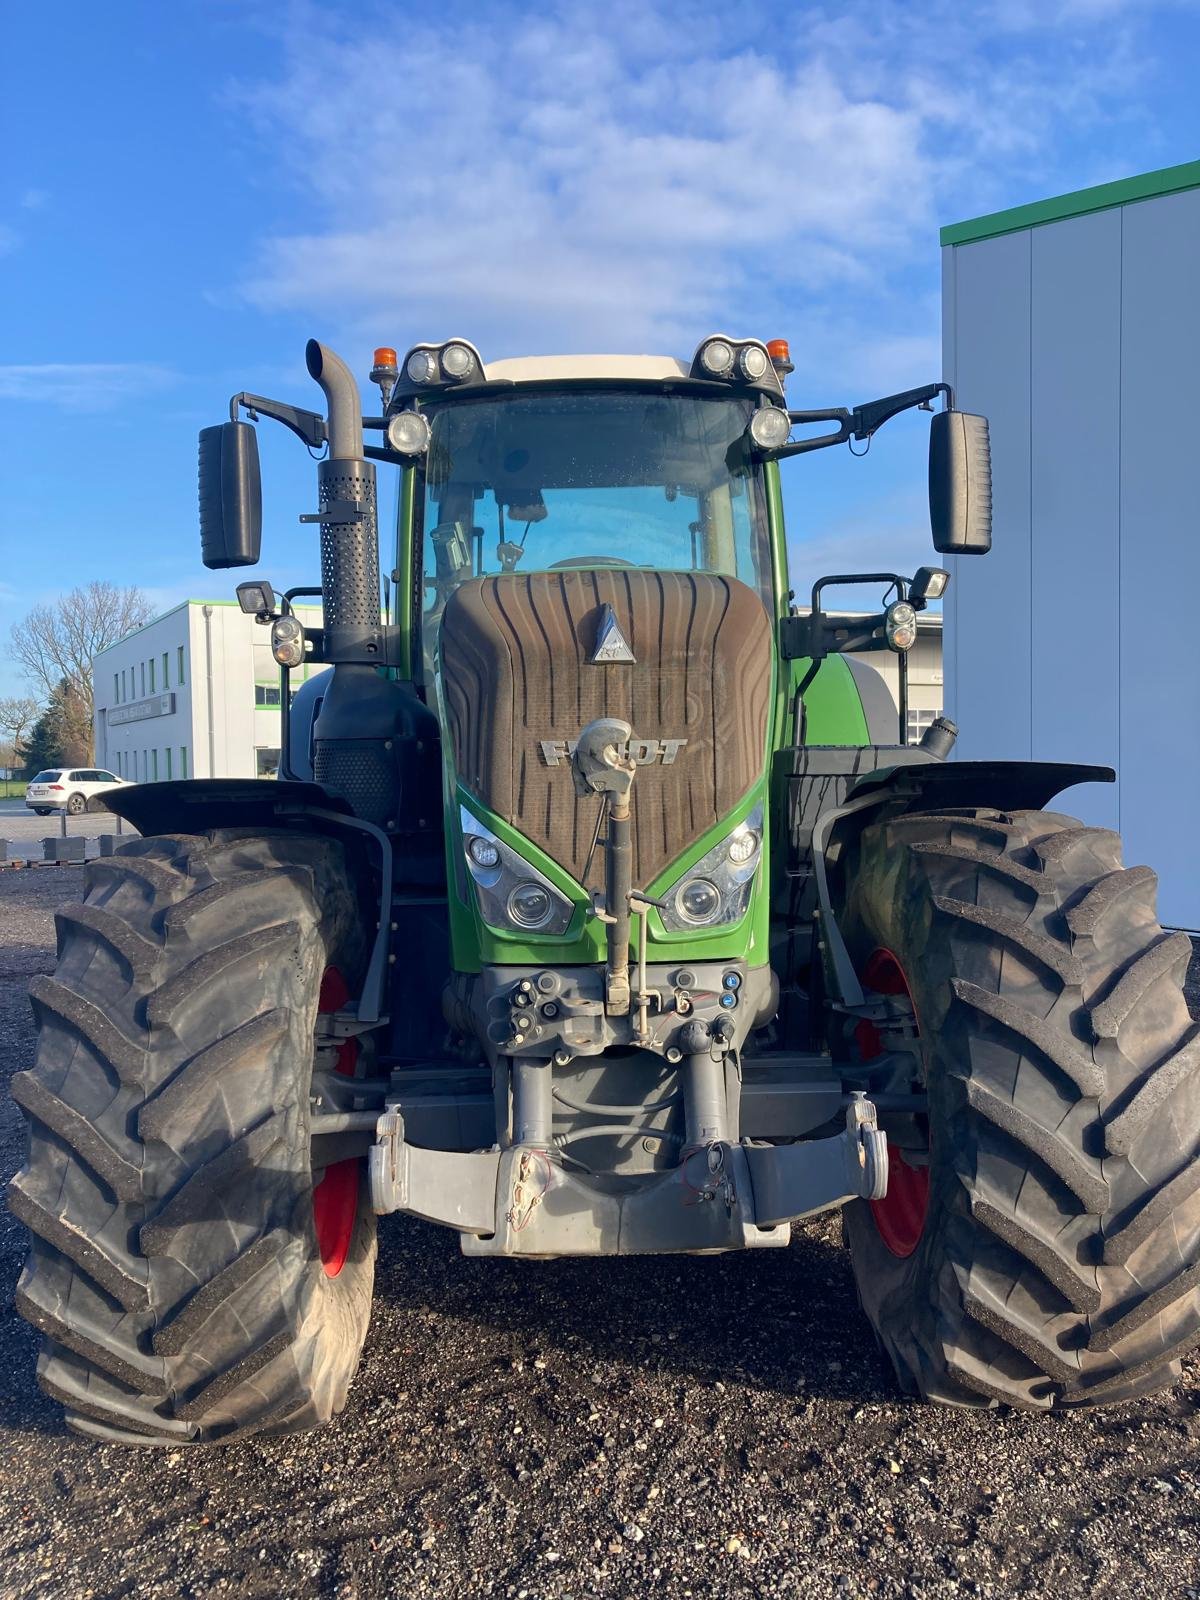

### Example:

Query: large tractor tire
xmin=8 ymin=829 xmax=377 ymax=1443
xmin=836 ymin=807 xmax=1200 ymax=1408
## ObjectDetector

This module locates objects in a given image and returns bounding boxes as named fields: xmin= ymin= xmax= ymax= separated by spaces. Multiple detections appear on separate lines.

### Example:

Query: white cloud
xmin=0 ymin=225 xmax=20 ymax=258
xmin=232 ymin=5 xmax=940 ymax=355
xmin=225 ymin=0 xmax=1175 ymax=385
xmin=20 ymin=188 xmax=49 ymax=211
xmin=0 ymin=363 xmax=176 ymax=411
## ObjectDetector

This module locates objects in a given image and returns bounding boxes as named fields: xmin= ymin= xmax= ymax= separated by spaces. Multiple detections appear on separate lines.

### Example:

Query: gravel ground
xmin=1 ymin=868 xmax=1198 ymax=1600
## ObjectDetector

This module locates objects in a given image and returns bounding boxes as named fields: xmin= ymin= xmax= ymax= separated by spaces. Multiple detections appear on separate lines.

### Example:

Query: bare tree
xmin=9 ymin=583 xmax=151 ymax=759
xmin=0 ymin=694 xmax=41 ymax=752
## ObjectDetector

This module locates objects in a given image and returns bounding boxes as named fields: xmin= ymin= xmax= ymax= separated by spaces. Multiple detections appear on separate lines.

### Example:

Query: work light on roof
xmin=739 ymin=345 xmax=769 ymax=380
xmin=407 ymin=349 xmax=439 ymax=384
xmin=441 ymin=342 xmax=476 ymax=380
xmin=698 ymin=338 xmax=735 ymax=377
xmin=691 ymin=335 xmax=782 ymax=392
xmin=400 ymin=339 xmax=486 ymax=392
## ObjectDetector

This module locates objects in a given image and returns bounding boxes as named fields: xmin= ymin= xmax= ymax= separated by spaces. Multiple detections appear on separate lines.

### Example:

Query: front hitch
xmin=570 ymin=717 xmax=637 ymax=1015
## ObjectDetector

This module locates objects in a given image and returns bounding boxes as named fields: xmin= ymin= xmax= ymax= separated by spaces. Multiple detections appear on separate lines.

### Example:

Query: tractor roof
xmin=482 ymin=354 xmax=691 ymax=385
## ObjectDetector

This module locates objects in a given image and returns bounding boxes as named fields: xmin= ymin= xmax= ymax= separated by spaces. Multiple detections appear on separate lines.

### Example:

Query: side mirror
xmin=929 ymin=410 xmax=991 ymax=555
xmin=199 ymin=421 xmax=262 ymax=569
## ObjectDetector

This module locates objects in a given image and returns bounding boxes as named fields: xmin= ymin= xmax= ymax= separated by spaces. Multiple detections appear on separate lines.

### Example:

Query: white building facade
xmin=941 ymin=159 xmax=1200 ymax=928
xmin=94 ymin=601 xmax=326 ymax=783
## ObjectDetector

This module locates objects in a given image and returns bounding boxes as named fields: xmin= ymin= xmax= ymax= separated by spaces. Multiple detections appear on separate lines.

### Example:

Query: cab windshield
xmin=417 ymin=389 xmax=770 ymax=670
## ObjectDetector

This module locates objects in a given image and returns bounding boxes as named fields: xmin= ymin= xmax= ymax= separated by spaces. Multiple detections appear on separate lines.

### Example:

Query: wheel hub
xmin=857 ymin=947 xmax=929 ymax=1258
xmin=312 ymin=966 xmax=360 ymax=1277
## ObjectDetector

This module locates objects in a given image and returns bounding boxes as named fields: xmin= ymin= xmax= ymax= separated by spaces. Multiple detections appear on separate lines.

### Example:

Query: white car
xmin=25 ymin=768 xmax=130 ymax=816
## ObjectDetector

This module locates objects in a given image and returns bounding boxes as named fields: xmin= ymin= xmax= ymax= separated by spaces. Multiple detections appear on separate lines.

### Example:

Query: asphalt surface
xmin=0 ymin=801 xmax=135 ymax=861
xmin=0 ymin=867 xmax=1198 ymax=1600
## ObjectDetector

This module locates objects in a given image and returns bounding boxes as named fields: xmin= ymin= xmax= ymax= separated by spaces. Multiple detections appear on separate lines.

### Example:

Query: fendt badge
xmin=587 ymin=603 xmax=635 ymax=664
xmin=540 ymin=738 xmax=687 ymax=767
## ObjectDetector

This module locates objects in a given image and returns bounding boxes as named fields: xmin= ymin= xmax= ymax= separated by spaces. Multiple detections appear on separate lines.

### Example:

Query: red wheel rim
xmin=312 ymin=966 xmax=360 ymax=1278
xmin=857 ymin=948 xmax=930 ymax=1259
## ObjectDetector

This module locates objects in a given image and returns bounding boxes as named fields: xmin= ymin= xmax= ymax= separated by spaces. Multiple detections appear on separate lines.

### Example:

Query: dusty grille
xmin=440 ymin=570 xmax=772 ymax=888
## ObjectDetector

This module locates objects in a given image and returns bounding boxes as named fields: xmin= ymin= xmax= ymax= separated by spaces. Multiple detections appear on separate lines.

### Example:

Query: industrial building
xmin=93 ymin=600 xmax=327 ymax=782
xmin=941 ymin=159 xmax=1200 ymax=928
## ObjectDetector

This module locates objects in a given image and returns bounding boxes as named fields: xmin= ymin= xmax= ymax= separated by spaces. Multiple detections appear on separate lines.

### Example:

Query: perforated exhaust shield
xmin=439 ymin=571 xmax=773 ymax=890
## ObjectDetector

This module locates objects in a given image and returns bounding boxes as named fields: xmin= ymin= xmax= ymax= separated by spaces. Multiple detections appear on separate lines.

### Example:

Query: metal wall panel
xmin=945 ymin=185 xmax=1200 ymax=926
xmin=947 ymin=230 xmax=1033 ymax=761
xmin=1119 ymin=189 xmax=1200 ymax=927
xmin=1030 ymin=209 xmax=1122 ymax=830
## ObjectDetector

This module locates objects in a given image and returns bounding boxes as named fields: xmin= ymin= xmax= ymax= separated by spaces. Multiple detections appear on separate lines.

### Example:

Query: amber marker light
xmin=767 ymin=338 xmax=794 ymax=381
xmin=370 ymin=347 xmax=400 ymax=407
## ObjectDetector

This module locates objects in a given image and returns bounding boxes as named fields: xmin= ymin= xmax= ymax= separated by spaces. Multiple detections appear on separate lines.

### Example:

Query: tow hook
xmin=847 ymin=1091 xmax=889 ymax=1201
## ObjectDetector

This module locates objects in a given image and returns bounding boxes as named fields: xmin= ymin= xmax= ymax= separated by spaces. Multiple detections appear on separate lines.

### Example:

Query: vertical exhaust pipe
xmin=305 ymin=340 xmax=379 ymax=661
xmin=305 ymin=339 xmax=395 ymax=823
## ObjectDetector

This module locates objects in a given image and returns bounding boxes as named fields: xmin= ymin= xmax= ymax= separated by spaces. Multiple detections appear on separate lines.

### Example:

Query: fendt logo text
xmin=539 ymin=738 xmax=687 ymax=767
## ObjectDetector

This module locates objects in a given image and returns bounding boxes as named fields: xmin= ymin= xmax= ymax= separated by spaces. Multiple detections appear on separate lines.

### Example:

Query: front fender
xmin=102 ymin=778 xmax=350 ymax=838
xmin=845 ymin=757 xmax=1115 ymax=814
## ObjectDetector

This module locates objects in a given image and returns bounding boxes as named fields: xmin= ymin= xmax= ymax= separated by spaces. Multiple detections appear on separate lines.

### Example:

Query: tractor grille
xmin=439 ymin=570 xmax=772 ymax=889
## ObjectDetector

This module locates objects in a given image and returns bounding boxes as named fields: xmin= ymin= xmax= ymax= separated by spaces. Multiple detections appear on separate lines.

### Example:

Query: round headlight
xmin=508 ymin=881 xmax=554 ymax=930
xmin=441 ymin=342 xmax=476 ymax=380
xmin=739 ymin=345 xmax=770 ymax=380
xmin=699 ymin=339 xmax=735 ymax=377
xmin=270 ymin=614 xmax=305 ymax=668
xmin=675 ymin=877 xmax=722 ymax=925
xmin=467 ymin=834 xmax=500 ymax=869
xmin=749 ymin=407 xmax=792 ymax=450
xmin=386 ymin=410 xmax=431 ymax=456
xmin=727 ymin=829 xmax=759 ymax=864
xmin=406 ymin=349 xmax=439 ymax=384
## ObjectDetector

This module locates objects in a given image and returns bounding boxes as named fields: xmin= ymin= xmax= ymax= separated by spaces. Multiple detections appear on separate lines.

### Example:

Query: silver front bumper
xmin=368 ymin=1097 xmax=888 ymax=1257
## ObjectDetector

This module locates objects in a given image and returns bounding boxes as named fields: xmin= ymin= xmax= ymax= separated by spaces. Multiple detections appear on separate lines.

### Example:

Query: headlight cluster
xmin=460 ymin=808 xmax=575 ymax=937
xmin=885 ymin=600 xmax=917 ymax=652
xmin=658 ymin=804 xmax=764 ymax=933
xmin=690 ymin=336 xmax=781 ymax=393
xmin=402 ymin=340 xmax=485 ymax=388
xmin=270 ymin=613 xmax=305 ymax=668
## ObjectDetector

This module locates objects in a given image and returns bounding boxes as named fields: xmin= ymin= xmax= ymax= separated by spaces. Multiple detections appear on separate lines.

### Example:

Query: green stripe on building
xmin=941 ymin=158 xmax=1200 ymax=248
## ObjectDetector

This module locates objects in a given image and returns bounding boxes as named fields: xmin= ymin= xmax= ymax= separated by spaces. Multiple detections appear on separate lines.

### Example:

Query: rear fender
xmin=818 ymin=758 xmax=1115 ymax=1007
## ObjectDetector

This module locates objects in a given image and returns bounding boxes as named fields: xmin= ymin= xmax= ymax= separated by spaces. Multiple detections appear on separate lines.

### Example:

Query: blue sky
xmin=2 ymin=0 xmax=1198 ymax=697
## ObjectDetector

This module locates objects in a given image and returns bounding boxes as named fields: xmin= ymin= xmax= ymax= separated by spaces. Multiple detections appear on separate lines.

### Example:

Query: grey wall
xmin=943 ymin=187 xmax=1200 ymax=928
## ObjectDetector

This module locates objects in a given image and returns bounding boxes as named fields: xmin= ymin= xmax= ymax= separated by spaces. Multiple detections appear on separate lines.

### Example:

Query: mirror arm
xmin=849 ymin=382 xmax=950 ymax=440
xmin=769 ymin=382 xmax=955 ymax=462
xmin=230 ymin=392 xmax=327 ymax=451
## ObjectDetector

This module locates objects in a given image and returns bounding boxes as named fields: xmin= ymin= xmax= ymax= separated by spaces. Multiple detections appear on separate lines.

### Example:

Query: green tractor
xmin=11 ymin=333 xmax=1199 ymax=1443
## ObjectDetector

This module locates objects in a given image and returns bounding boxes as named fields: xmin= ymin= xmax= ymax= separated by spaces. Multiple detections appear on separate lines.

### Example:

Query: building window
xmin=906 ymin=707 xmax=941 ymax=743
xmin=180 ymin=746 xmax=188 ymax=778
xmin=255 ymin=748 xmax=281 ymax=779
xmin=149 ymin=658 xmax=155 ymax=694
xmin=152 ymin=749 xmax=159 ymax=780
xmin=122 ymin=669 xmax=128 ymax=702
xmin=254 ymin=684 xmax=282 ymax=707
xmin=178 ymin=645 xmax=185 ymax=686
xmin=162 ymin=652 xmax=169 ymax=690
xmin=113 ymin=672 xmax=120 ymax=704
xmin=140 ymin=662 xmax=146 ymax=697
xmin=165 ymin=747 xmax=172 ymax=780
